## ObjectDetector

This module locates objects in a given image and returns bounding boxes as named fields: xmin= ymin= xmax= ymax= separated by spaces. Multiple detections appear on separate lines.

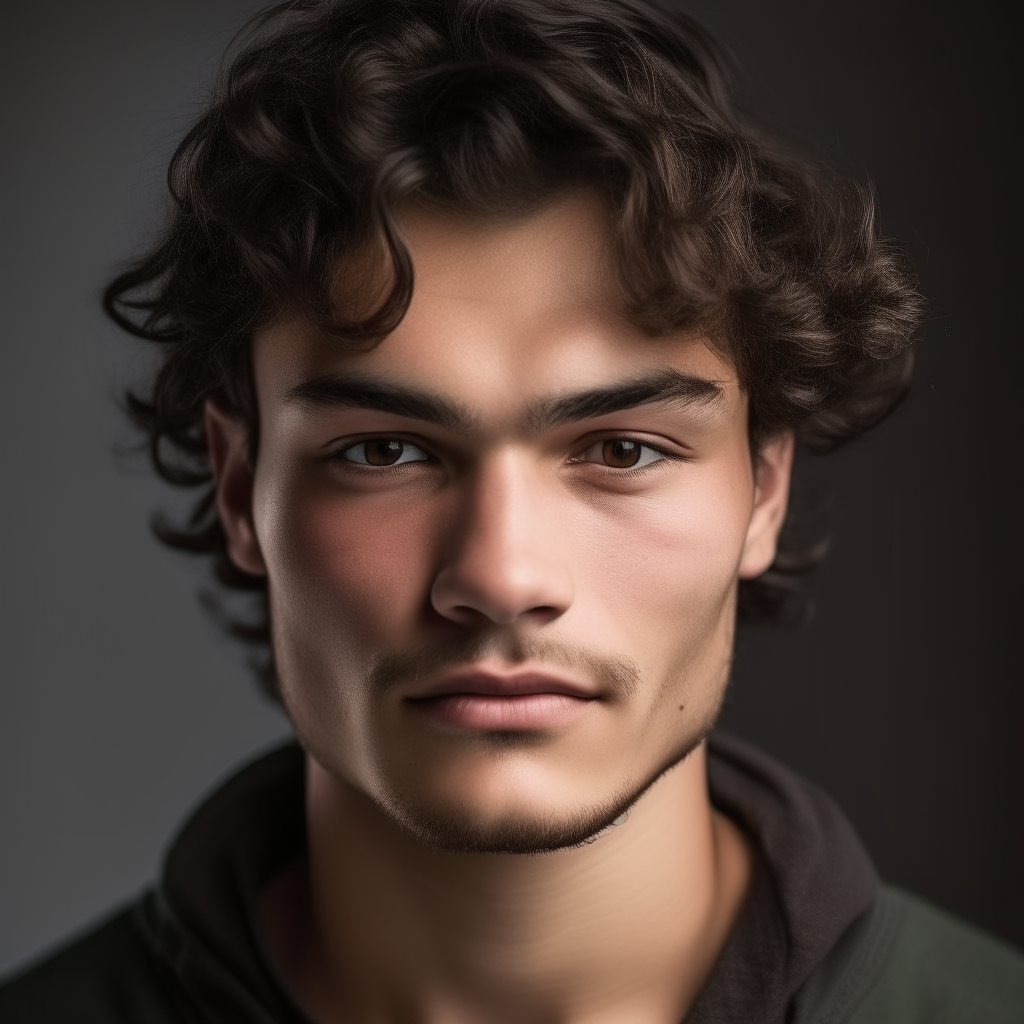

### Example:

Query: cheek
xmin=572 ymin=463 xmax=753 ymax=652
xmin=256 ymin=475 xmax=440 ymax=647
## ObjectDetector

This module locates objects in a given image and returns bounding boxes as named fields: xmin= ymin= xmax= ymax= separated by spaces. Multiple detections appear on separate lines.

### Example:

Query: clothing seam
xmin=798 ymin=887 xmax=906 ymax=1024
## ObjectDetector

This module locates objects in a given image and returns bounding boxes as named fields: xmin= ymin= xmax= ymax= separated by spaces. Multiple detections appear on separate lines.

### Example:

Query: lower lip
xmin=410 ymin=693 xmax=594 ymax=730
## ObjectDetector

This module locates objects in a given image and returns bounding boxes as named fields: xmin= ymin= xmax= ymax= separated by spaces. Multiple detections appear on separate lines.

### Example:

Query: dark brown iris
xmin=602 ymin=439 xmax=641 ymax=467
xmin=363 ymin=439 xmax=404 ymax=465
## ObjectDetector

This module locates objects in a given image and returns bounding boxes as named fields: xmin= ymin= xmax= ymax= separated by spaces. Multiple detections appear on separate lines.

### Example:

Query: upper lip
xmin=408 ymin=670 xmax=597 ymax=700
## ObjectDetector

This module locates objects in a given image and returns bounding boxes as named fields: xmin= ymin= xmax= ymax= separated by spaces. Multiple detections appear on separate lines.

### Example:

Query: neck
xmin=264 ymin=743 xmax=750 ymax=1024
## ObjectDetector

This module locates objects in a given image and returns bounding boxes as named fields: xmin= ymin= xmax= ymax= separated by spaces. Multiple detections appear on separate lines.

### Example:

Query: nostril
xmin=430 ymin=551 xmax=574 ymax=626
xmin=449 ymin=604 xmax=492 ymax=626
xmin=445 ymin=601 xmax=559 ymax=627
xmin=525 ymin=605 xmax=562 ymax=624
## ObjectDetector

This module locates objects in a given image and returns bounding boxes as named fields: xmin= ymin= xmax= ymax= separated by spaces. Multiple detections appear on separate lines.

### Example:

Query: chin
xmin=370 ymin=729 xmax=706 ymax=855
xmin=373 ymin=785 xmax=635 ymax=855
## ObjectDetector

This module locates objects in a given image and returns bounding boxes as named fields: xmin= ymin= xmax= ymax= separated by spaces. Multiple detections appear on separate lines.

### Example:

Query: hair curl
xmin=104 ymin=0 xmax=924 ymax=695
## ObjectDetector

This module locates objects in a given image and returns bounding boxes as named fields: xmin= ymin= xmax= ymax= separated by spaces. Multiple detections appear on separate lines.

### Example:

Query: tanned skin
xmin=207 ymin=192 xmax=794 ymax=1023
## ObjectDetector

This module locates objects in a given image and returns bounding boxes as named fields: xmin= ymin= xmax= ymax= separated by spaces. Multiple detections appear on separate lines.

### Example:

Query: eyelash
xmin=328 ymin=436 xmax=684 ymax=472
xmin=328 ymin=438 xmax=434 ymax=472
xmin=568 ymin=438 xmax=683 ymax=472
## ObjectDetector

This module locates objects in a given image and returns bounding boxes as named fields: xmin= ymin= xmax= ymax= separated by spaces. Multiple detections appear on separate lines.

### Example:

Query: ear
xmin=204 ymin=400 xmax=267 ymax=577
xmin=738 ymin=431 xmax=795 ymax=580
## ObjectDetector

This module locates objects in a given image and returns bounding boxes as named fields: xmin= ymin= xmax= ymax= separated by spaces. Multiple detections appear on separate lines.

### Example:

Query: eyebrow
xmin=285 ymin=366 xmax=725 ymax=434
xmin=528 ymin=368 xmax=726 ymax=431
xmin=286 ymin=373 xmax=477 ymax=433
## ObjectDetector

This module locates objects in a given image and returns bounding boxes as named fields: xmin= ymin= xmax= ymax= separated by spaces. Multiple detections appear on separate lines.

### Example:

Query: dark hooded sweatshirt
xmin=2 ymin=734 xmax=1022 ymax=1023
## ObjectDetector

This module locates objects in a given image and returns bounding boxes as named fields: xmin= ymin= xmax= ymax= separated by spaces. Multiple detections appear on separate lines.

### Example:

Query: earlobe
xmin=204 ymin=400 xmax=267 ymax=578
xmin=738 ymin=432 xmax=795 ymax=580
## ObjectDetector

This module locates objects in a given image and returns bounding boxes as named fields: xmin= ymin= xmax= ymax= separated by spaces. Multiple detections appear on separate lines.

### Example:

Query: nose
xmin=430 ymin=451 xmax=574 ymax=626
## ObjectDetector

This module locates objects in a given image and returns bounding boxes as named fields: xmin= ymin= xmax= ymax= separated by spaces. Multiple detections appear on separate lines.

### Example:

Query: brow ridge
xmin=528 ymin=368 xmax=725 ymax=431
xmin=286 ymin=367 xmax=724 ymax=435
xmin=286 ymin=373 xmax=475 ymax=432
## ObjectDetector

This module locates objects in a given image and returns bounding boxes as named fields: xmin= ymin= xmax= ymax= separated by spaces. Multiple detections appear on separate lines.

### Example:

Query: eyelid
xmin=327 ymin=435 xmax=435 ymax=467
xmin=569 ymin=433 xmax=686 ymax=467
xmin=323 ymin=429 xmax=430 ymax=451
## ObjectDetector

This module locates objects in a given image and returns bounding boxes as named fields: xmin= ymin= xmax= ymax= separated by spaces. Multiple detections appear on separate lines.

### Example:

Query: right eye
xmin=338 ymin=439 xmax=431 ymax=467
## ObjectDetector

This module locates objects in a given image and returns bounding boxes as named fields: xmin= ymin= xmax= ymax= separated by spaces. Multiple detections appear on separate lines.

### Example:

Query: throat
xmin=261 ymin=745 xmax=750 ymax=1024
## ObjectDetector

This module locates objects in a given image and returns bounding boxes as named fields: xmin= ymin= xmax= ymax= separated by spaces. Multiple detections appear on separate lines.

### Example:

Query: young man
xmin=2 ymin=0 xmax=1022 ymax=1021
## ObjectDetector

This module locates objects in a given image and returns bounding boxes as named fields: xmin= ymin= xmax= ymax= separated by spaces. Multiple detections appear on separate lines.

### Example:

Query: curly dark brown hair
xmin=104 ymin=0 xmax=923 ymax=694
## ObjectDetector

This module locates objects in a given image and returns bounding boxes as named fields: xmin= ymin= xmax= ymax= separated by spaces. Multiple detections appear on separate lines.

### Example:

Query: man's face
xmin=213 ymin=192 xmax=791 ymax=852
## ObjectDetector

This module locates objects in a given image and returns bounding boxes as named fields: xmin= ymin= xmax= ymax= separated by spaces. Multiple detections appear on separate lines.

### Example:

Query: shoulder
xmin=0 ymin=899 xmax=190 ymax=1024
xmin=848 ymin=887 xmax=1024 ymax=1023
xmin=800 ymin=885 xmax=1024 ymax=1024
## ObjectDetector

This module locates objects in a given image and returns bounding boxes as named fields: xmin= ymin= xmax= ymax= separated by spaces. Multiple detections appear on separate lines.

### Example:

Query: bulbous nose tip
xmin=430 ymin=566 xmax=572 ymax=627
xmin=429 ymin=456 xmax=574 ymax=628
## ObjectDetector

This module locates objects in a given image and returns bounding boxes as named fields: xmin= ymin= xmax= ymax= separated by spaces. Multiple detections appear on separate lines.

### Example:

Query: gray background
xmin=2 ymin=0 xmax=1020 ymax=977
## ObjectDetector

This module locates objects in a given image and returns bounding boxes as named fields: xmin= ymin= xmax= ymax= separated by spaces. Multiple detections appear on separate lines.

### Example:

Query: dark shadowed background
xmin=1 ymin=0 xmax=1020 ymax=976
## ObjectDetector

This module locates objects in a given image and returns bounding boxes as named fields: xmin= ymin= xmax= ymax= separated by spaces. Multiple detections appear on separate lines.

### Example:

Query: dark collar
xmin=137 ymin=735 xmax=877 ymax=1024
xmin=688 ymin=735 xmax=877 ymax=1023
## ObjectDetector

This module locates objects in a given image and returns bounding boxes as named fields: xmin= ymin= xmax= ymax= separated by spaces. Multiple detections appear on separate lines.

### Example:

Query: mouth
xmin=405 ymin=670 xmax=598 ymax=730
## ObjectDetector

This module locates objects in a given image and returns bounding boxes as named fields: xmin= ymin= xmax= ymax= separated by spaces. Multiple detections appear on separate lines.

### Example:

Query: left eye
xmin=575 ymin=439 xmax=667 ymax=469
xmin=339 ymin=439 xmax=431 ymax=466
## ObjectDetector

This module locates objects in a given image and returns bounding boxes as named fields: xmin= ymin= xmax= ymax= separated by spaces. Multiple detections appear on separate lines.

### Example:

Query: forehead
xmin=254 ymin=192 xmax=739 ymax=415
